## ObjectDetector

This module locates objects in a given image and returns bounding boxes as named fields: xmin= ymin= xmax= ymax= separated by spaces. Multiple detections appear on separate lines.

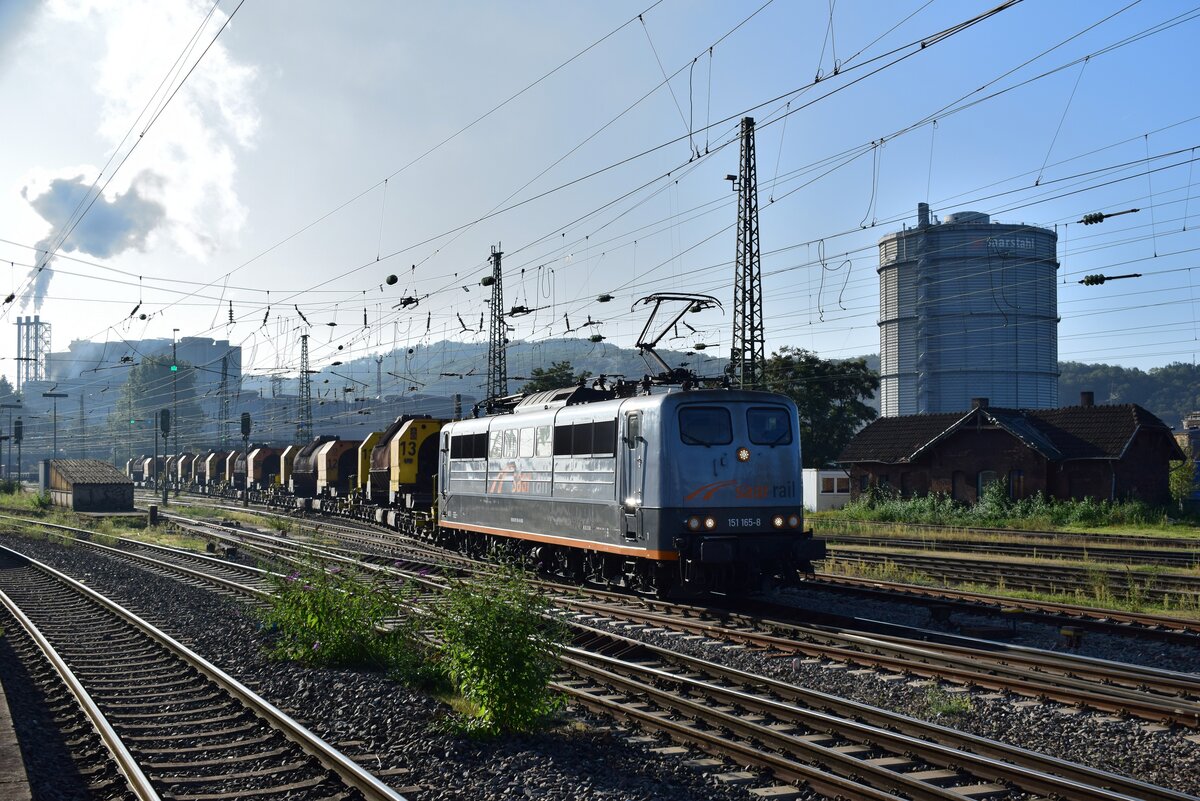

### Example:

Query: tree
xmin=522 ymin=361 xmax=591 ymax=393
xmin=108 ymin=356 xmax=207 ymax=460
xmin=761 ymin=346 xmax=879 ymax=468
xmin=1169 ymin=443 xmax=1199 ymax=510
xmin=0 ymin=375 xmax=17 ymax=404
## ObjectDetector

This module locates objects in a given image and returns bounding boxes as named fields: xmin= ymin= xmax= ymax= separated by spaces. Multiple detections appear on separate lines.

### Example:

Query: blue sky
xmin=0 ymin=0 xmax=1197 ymax=391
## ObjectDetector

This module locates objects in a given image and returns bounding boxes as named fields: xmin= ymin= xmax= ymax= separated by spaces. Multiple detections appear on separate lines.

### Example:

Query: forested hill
xmin=856 ymin=356 xmax=1197 ymax=428
xmin=1058 ymin=361 xmax=1199 ymax=429
xmin=243 ymin=339 xmax=1198 ymax=429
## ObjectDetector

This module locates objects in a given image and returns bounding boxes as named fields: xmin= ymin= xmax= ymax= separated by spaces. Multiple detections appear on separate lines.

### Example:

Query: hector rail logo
xmin=685 ymin=480 xmax=796 ymax=502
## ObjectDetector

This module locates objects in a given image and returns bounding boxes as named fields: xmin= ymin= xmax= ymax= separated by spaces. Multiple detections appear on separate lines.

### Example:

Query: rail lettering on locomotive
xmin=685 ymin=479 xmax=796 ymax=502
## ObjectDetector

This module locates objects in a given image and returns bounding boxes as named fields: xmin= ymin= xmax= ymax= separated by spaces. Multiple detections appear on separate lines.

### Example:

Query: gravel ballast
xmin=0 ymin=532 xmax=804 ymax=801
xmin=2 ymin=529 xmax=1198 ymax=798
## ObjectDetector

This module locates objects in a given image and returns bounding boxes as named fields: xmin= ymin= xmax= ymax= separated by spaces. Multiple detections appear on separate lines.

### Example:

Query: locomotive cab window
xmin=451 ymin=433 xmax=486 ymax=459
xmin=747 ymin=407 xmax=792 ymax=446
xmin=678 ymin=407 xmax=732 ymax=446
xmin=552 ymin=421 xmax=618 ymax=456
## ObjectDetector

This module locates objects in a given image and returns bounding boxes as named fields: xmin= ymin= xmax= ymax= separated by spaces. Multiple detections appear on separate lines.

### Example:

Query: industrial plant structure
xmin=877 ymin=204 xmax=1059 ymax=416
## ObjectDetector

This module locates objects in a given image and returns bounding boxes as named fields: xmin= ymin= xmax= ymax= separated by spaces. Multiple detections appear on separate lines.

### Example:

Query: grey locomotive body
xmin=438 ymin=387 xmax=824 ymax=594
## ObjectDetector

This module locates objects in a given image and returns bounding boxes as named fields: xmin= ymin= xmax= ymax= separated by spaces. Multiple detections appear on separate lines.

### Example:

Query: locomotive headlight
xmin=787 ymin=513 xmax=801 ymax=528
xmin=687 ymin=516 xmax=702 ymax=531
xmin=703 ymin=516 xmax=716 ymax=530
xmin=772 ymin=515 xmax=785 ymax=529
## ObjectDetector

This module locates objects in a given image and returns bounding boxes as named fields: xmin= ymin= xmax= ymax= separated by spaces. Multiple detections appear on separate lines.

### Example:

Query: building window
xmin=1008 ymin=469 xmax=1024 ymax=499
xmin=835 ymin=477 xmax=849 ymax=494
xmin=977 ymin=470 xmax=999 ymax=497
xmin=859 ymin=474 xmax=869 ymax=492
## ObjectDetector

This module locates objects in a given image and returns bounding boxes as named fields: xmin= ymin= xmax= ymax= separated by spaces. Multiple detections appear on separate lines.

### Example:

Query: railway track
xmin=0 ymin=543 xmax=408 ymax=801
xmin=552 ymin=593 xmax=1200 ymax=728
xmin=824 ymin=533 xmax=1200 ymax=567
xmin=807 ymin=572 xmax=1200 ymax=638
xmin=127 ymin=512 xmax=1200 ymax=729
xmin=162 ymin=491 xmax=1200 ymax=645
xmin=829 ymin=547 xmax=1200 ymax=604
xmin=813 ymin=517 xmax=1200 ymax=550
xmin=561 ymin=624 xmax=1195 ymax=801
xmin=0 ymin=512 xmax=274 ymax=601
xmin=9 ymin=507 xmax=1200 ymax=799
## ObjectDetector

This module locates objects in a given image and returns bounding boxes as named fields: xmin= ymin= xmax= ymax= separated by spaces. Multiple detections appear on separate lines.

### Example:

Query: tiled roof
xmin=839 ymin=403 xmax=1183 ymax=464
xmin=839 ymin=412 xmax=963 ymax=463
xmin=52 ymin=459 xmax=133 ymax=485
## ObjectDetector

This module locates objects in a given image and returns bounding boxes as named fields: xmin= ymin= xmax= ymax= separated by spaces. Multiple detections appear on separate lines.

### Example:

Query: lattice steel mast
xmin=729 ymin=116 xmax=765 ymax=389
xmin=486 ymin=244 xmax=508 ymax=399
xmin=220 ymin=353 xmax=231 ymax=448
xmin=298 ymin=333 xmax=312 ymax=442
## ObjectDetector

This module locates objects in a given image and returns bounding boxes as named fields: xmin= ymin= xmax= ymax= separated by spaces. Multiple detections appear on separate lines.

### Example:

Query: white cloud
xmin=29 ymin=0 xmax=259 ymax=262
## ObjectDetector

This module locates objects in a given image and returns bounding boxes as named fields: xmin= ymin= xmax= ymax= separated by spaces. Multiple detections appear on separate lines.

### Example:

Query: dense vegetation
xmin=762 ymin=347 xmax=879 ymax=468
xmin=830 ymin=480 xmax=1193 ymax=530
xmin=263 ymin=563 xmax=564 ymax=734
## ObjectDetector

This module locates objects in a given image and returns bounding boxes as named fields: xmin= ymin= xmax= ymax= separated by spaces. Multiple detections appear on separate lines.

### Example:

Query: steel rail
xmin=562 ymin=626 xmax=1194 ymax=801
xmin=555 ymin=596 xmax=1200 ymax=726
xmin=0 ymin=586 xmax=162 ymax=801
xmin=0 ymin=513 xmax=273 ymax=601
xmin=812 ymin=517 xmax=1200 ymax=550
xmin=810 ymin=572 xmax=1200 ymax=635
xmin=716 ymin=596 xmax=1200 ymax=700
xmin=0 ymin=543 xmax=410 ymax=801
xmin=830 ymin=548 xmax=1200 ymax=598
xmin=824 ymin=533 xmax=1200 ymax=567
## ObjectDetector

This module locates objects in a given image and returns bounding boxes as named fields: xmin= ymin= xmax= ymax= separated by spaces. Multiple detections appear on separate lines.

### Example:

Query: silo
xmin=878 ymin=204 xmax=1059 ymax=416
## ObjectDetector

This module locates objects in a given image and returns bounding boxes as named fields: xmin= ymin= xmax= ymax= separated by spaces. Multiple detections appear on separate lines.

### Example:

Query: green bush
xmin=427 ymin=568 xmax=566 ymax=734
xmin=262 ymin=561 xmax=415 ymax=671
xmin=261 ymin=562 xmax=565 ymax=734
xmin=837 ymin=484 xmax=1173 ymax=529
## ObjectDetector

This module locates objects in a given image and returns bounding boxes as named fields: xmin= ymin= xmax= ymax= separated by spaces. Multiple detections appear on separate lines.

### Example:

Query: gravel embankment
xmin=0 ymin=532 xmax=807 ymax=801
xmin=771 ymin=582 xmax=1200 ymax=674
xmin=5 ymin=528 xmax=1199 ymax=798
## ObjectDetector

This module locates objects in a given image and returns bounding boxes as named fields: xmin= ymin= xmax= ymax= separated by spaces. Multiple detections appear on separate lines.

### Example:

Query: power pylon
xmin=729 ymin=116 xmax=765 ymax=389
xmin=298 ymin=334 xmax=313 ymax=442
xmin=220 ymin=353 xmax=231 ymax=448
xmin=486 ymin=244 xmax=508 ymax=399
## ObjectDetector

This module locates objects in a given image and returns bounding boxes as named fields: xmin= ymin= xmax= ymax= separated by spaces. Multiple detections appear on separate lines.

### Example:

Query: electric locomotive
xmin=436 ymin=384 xmax=822 ymax=594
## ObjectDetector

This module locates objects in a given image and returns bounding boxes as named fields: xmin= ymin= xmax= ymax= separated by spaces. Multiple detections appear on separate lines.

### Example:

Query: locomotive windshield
xmin=678 ymin=407 xmax=732 ymax=446
xmin=747 ymin=407 xmax=793 ymax=446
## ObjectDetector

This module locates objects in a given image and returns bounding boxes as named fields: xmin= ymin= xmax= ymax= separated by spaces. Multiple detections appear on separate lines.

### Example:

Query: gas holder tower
xmin=729 ymin=116 xmax=765 ymax=389
xmin=485 ymin=244 xmax=508 ymax=400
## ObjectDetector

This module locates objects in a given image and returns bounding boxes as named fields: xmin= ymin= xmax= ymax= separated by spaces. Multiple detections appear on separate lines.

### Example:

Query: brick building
xmin=838 ymin=394 xmax=1185 ymax=505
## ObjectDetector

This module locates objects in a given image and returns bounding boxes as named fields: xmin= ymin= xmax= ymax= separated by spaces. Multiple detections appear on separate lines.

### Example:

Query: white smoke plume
xmin=19 ymin=0 xmax=259 ymax=309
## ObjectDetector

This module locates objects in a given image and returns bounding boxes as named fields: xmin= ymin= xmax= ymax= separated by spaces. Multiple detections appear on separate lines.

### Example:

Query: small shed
xmin=47 ymin=459 xmax=134 ymax=512
xmin=802 ymin=468 xmax=852 ymax=511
